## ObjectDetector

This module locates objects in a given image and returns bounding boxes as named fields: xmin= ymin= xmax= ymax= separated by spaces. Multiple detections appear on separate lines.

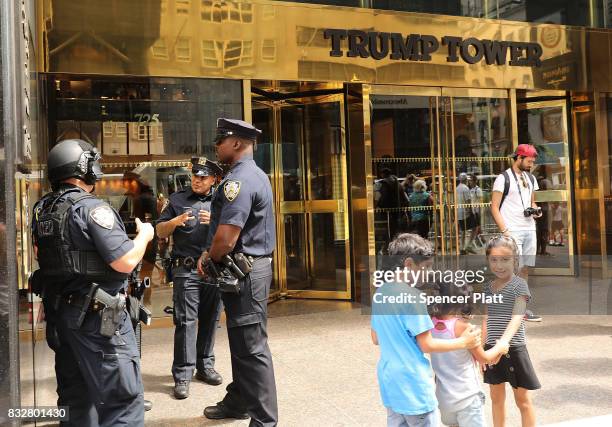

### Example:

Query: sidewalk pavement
xmin=138 ymin=301 xmax=612 ymax=426
xmin=541 ymin=414 xmax=612 ymax=426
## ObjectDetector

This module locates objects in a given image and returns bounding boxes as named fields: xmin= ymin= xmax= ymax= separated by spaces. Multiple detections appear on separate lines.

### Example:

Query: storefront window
xmin=44 ymin=75 xmax=243 ymax=317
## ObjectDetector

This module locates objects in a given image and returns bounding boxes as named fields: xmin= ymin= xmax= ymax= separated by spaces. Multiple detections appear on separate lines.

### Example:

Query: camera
xmin=524 ymin=207 xmax=542 ymax=217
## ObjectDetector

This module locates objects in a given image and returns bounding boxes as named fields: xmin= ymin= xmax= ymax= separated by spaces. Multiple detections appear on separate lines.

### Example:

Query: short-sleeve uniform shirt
xmin=157 ymin=188 xmax=213 ymax=258
xmin=32 ymin=186 xmax=134 ymax=296
xmin=206 ymin=155 xmax=275 ymax=255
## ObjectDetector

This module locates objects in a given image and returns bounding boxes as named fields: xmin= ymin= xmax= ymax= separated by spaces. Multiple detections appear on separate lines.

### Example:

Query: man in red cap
xmin=491 ymin=144 xmax=542 ymax=322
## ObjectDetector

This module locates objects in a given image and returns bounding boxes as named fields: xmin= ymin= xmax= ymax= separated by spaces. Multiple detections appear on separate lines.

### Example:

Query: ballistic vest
xmin=34 ymin=189 xmax=127 ymax=281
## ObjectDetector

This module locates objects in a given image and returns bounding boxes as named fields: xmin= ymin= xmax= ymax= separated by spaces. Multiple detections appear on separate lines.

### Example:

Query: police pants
xmin=55 ymin=302 xmax=144 ymax=427
xmin=172 ymin=266 xmax=222 ymax=382
xmin=220 ymin=257 xmax=278 ymax=427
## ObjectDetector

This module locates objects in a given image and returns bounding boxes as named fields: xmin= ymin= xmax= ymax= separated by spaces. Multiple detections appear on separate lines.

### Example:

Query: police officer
xmin=197 ymin=119 xmax=278 ymax=426
xmin=156 ymin=158 xmax=224 ymax=399
xmin=31 ymin=139 xmax=154 ymax=426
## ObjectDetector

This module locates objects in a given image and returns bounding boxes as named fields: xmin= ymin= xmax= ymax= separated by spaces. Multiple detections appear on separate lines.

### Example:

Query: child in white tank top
xmin=430 ymin=282 xmax=509 ymax=427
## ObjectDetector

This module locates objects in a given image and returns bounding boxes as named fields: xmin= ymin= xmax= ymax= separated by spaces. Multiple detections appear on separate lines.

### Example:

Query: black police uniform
xmin=32 ymin=185 xmax=144 ymax=427
xmin=158 ymin=162 xmax=222 ymax=384
xmin=205 ymin=119 xmax=278 ymax=426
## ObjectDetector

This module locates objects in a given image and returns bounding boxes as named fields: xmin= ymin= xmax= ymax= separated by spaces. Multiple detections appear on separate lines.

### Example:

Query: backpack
xmin=499 ymin=170 xmax=535 ymax=209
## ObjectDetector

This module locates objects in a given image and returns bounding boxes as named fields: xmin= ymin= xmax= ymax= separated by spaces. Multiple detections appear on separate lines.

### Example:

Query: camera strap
xmin=510 ymin=169 xmax=531 ymax=211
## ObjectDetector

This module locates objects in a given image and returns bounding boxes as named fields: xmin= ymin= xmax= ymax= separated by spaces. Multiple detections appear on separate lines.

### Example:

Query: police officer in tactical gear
xmin=156 ymin=158 xmax=224 ymax=399
xmin=31 ymin=139 xmax=154 ymax=426
xmin=197 ymin=119 xmax=278 ymax=426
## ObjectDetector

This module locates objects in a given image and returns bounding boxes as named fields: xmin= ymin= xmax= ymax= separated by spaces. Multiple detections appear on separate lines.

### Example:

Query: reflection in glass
xmin=254 ymin=82 xmax=349 ymax=295
xmin=371 ymin=95 xmax=438 ymax=258
xmin=280 ymin=107 xmax=305 ymax=202
xmin=518 ymin=102 xmax=571 ymax=269
xmin=45 ymin=75 xmax=243 ymax=317
xmin=450 ymin=97 xmax=511 ymax=255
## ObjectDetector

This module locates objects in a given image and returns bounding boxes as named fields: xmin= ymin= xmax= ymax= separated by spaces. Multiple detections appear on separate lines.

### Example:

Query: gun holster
xmin=203 ymin=257 xmax=242 ymax=294
xmin=94 ymin=288 xmax=126 ymax=338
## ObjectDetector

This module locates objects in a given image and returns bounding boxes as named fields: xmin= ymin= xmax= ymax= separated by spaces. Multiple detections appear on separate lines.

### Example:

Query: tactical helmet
xmin=47 ymin=139 xmax=103 ymax=185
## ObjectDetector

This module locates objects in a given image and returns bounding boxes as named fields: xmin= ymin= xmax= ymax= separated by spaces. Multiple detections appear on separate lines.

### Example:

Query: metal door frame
xmin=248 ymin=81 xmax=352 ymax=300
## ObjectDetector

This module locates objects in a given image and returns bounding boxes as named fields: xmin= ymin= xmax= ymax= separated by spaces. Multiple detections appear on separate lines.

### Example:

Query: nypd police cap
xmin=215 ymin=118 xmax=262 ymax=142
xmin=191 ymin=157 xmax=224 ymax=177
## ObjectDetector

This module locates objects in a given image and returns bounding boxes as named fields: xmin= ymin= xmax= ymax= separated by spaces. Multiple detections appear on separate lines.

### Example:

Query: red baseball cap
xmin=512 ymin=144 xmax=538 ymax=158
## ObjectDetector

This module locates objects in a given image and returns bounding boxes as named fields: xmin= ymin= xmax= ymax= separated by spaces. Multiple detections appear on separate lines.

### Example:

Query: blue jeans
xmin=387 ymin=408 xmax=439 ymax=427
xmin=440 ymin=392 xmax=486 ymax=427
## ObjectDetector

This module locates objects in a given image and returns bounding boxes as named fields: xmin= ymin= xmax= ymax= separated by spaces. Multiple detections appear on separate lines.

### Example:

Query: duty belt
xmin=172 ymin=256 xmax=197 ymax=268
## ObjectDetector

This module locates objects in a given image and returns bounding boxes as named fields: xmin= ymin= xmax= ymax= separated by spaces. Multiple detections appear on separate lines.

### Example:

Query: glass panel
xmin=306 ymin=102 xmax=343 ymax=201
xmin=45 ymin=75 xmax=243 ymax=317
xmin=535 ymin=201 xmax=571 ymax=268
xmin=285 ymin=212 xmax=347 ymax=291
xmin=605 ymin=95 xmax=612 ymax=265
xmin=371 ymin=95 xmax=439 ymax=258
xmin=518 ymin=103 xmax=571 ymax=268
xmin=519 ymin=106 xmax=569 ymax=191
xmin=450 ymin=97 xmax=511 ymax=255
xmin=571 ymin=94 xmax=600 ymax=259
xmin=252 ymin=102 xmax=278 ymax=293
xmin=280 ymin=107 xmax=305 ymax=201
xmin=284 ymin=214 xmax=309 ymax=288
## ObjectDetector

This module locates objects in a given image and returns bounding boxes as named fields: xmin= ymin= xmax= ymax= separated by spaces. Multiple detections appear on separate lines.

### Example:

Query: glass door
xmin=252 ymin=82 xmax=351 ymax=299
xmin=441 ymin=89 xmax=513 ymax=256
xmin=370 ymin=86 xmax=513 ymax=260
xmin=517 ymin=99 xmax=574 ymax=274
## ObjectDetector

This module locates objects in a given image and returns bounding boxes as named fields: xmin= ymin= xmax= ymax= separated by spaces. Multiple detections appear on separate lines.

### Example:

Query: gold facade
xmin=39 ymin=0 xmax=612 ymax=91
xmin=27 ymin=0 xmax=612 ymax=298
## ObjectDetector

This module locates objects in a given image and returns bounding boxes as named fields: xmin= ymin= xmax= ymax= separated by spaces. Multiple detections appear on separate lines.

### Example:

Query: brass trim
xmin=283 ymin=290 xmax=351 ymax=299
xmin=363 ymin=84 xmax=376 ymax=294
xmin=370 ymin=86 xmax=442 ymax=97
xmin=441 ymin=88 xmax=508 ymax=99
xmin=434 ymin=95 xmax=445 ymax=255
xmin=280 ymin=200 xmax=305 ymax=213
xmin=524 ymin=90 xmax=567 ymax=98
xmin=534 ymin=190 xmax=569 ymax=202
xmin=243 ymin=80 xmax=252 ymax=123
xmin=510 ymin=89 xmax=519 ymax=150
xmin=595 ymin=93 xmax=610 ymax=277
xmin=531 ymin=268 xmax=574 ymax=276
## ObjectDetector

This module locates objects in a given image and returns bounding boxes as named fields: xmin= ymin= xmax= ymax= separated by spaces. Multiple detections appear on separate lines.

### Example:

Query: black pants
xmin=55 ymin=302 xmax=144 ymax=427
xmin=172 ymin=266 xmax=222 ymax=381
xmin=220 ymin=258 xmax=278 ymax=427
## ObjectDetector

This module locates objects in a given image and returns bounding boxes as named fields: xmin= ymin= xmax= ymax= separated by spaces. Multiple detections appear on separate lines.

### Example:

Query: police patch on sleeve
xmin=224 ymin=180 xmax=241 ymax=202
xmin=90 ymin=205 xmax=115 ymax=229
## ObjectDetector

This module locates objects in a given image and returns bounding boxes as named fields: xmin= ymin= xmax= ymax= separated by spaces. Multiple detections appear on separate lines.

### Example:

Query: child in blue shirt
xmin=371 ymin=233 xmax=482 ymax=427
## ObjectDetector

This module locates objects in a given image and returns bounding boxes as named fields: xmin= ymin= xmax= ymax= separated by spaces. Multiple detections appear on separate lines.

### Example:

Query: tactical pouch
xmin=233 ymin=253 xmax=253 ymax=275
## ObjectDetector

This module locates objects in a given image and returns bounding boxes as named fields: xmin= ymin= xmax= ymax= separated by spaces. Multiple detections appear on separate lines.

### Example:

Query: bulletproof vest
xmin=35 ymin=189 xmax=127 ymax=282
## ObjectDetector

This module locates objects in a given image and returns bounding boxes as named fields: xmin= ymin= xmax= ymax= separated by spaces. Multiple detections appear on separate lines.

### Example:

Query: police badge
xmin=224 ymin=180 xmax=241 ymax=202
xmin=90 ymin=205 xmax=115 ymax=229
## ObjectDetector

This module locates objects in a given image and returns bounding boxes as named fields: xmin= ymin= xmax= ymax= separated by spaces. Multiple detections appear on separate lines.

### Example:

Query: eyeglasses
xmin=520 ymin=175 xmax=528 ymax=188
